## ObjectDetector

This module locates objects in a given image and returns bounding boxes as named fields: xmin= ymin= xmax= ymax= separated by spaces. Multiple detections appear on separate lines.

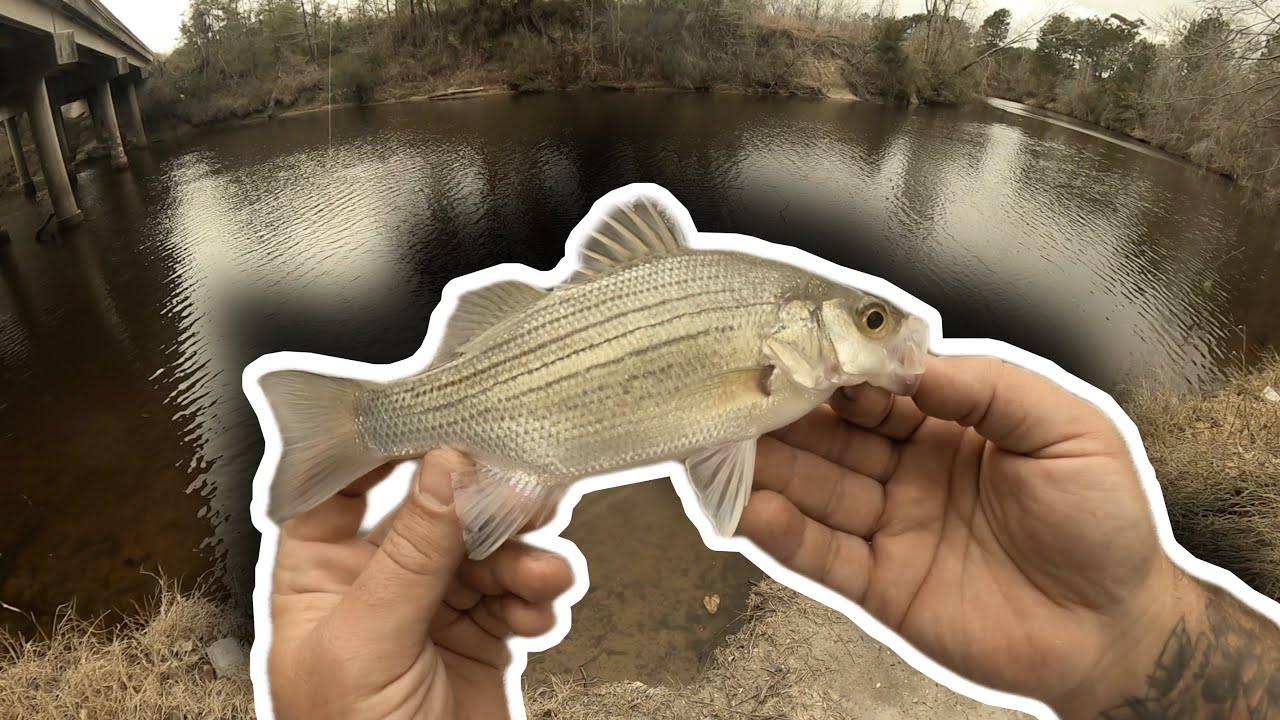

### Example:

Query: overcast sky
xmin=100 ymin=0 xmax=1199 ymax=55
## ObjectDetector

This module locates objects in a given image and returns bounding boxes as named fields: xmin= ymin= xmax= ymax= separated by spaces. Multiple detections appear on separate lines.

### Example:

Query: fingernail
xmin=417 ymin=458 xmax=456 ymax=509
xmin=526 ymin=547 xmax=558 ymax=563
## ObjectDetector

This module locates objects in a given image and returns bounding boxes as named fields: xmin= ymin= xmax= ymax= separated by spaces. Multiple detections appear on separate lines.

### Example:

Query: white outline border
xmin=242 ymin=182 xmax=1280 ymax=720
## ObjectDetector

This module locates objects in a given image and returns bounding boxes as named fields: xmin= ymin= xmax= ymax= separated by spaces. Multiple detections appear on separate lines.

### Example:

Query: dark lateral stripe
xmin=409 ymin=303 xmax=770 ymax=414
xmin=420 ymin=285 xmax=742 ymax=399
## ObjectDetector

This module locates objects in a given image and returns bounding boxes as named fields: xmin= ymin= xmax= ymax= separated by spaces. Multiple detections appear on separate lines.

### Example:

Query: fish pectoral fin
xmin=763 ymin=335 xmax=828 ymax=390
xmin=687 ymin=367 xmax=775 ymax=406
xmin=436 ymin=280 xmax=549 ymax=362
xmin=568 ymin=194 xmax=688 ymax=285
xmin=452 ymin=462 xmax=566 ymax=560
xmin=685 ymin=437 xmax=758 ymax=537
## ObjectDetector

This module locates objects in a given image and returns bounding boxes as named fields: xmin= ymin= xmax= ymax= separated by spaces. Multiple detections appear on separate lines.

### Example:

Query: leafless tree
xmin=957 ymin=0 xmax=1072 ymax=73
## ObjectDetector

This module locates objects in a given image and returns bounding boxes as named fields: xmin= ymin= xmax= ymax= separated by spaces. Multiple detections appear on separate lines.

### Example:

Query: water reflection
xmin=0 ymin=95 xmax=1275 ymax=683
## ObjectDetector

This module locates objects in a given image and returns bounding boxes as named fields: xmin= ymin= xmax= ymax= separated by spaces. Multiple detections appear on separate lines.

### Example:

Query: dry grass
xmin=1124 ymin=354 xmax=1280 ymax=599
xmin=0 ymin=575 xmax=253 ymax=720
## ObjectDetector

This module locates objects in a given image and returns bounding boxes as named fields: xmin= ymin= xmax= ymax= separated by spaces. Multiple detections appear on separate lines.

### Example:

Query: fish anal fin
xmin=685 ymin=437 xmax=758 ymax=537
xmin=568 ymin=195 xmax=688 ymax=285
xmin=436 ymin=280 xmax=548 ymax=361
xmin=452 ymin=462 xmax=566 ymax=560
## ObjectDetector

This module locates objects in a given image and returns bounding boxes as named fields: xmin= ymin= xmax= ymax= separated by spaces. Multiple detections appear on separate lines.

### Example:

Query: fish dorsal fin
xmin=436 ymin=280 xmax=548 ymax=361
xmin=568 ymin=196 xmax=688 ymax=285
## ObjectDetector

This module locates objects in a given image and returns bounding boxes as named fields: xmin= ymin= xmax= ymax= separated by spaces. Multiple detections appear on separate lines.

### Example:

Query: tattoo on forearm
xmin=1098 ymin=584 xmax=1280 ymax=719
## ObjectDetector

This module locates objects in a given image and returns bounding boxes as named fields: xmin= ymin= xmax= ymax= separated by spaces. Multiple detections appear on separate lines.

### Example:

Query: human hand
xmin=266 ymin=448 xmax=574 ymax=720
xmin=739 ymin=354 xmax=1202 ymax=716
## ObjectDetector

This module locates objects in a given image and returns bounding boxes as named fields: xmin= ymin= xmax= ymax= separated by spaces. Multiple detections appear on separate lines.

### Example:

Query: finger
xmin=737 ymin=490 xmax=872 ymax=602
xmin=468 ymin=595 xmax=557 ymax=638
xmin=329 ymin=448 xmax=469 ymax=661
xmin=457 ymin=542 xmax=574 ymax=604
xmin=274 ymin=539 xmax=376 ymax=596
xmin=438 ymin=545 xmax=573 ymax=611
xmin=432 ymin=594 xmax=554 ymax=641
xmin=362 ymin=467 xmax=558 ymax=547
xmin=431 ymin=613 xmax=510 ymax=667
xmin=754 ymin=436 xmax=885 ymax=538
xmin=444 ymin=578 xmax=484 ymax=612
xmin=281 ymin=464 xmax=396 ymax=543
xmin=369 ymin=518 xmax=574 ymax=605
xmin=769 ymin=405 xmax=901 ymax=482
xmin=467 ymin=596 xmax=513 ymax=638
xmin=830 ymin=384 xmax=927 ymax=441
xmin=494 ymin=595 xmax=558 ymax=637
xmin=911 ymin=355 xmax=1116 ymax=457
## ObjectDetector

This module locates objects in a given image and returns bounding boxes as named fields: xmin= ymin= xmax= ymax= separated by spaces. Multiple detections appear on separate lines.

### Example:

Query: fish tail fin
xmin=259 ymin=369 xmax=383 ymax=524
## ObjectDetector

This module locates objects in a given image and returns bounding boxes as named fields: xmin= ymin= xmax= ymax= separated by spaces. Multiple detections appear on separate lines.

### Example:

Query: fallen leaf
xmin=703 ymin=594 xmax=720 ymax=614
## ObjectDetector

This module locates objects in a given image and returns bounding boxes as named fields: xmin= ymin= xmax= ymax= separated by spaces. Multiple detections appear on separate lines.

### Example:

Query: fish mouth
xmin=884 ymin=316 xmax=929 ymax=395
xmin=839 ymin=316 xmax=928 ymax=396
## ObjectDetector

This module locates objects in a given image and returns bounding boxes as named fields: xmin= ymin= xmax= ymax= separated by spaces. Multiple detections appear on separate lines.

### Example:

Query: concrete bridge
xmin=0 ymin=0 xmax=155 ymax=231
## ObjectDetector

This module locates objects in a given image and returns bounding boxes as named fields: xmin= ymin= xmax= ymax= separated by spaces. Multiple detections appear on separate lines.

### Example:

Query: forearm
xmin=1055 ymin=568 xmax=1280 ymax=719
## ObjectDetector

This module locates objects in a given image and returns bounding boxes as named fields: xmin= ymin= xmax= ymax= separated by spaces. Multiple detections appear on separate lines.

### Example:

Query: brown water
xmin=1 ymin=93 xmax=1277 ymax=685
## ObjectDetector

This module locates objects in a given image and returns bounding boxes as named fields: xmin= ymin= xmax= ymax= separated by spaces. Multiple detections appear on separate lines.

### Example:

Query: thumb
xmin=910 ymin=355 xmax=1118 ymax=457
xmin=331 ymin=449 xmax=468 ymax=654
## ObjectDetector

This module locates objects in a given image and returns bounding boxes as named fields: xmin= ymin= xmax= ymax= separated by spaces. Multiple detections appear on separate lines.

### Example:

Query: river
xmin=1 ymin=92 xmax=1276 ymax=686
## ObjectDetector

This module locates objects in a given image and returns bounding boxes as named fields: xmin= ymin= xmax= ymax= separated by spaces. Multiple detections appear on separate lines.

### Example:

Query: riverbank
xmin=136 ymin=77 xmax=860 ymax=149
xmin=993 ymin=92 xmax=1249 ymax=184
xmin=981 ymin=79 xmax=1279 ymax=207
xmin=1123 ymin=354 xmax=1280 ymax=599
xmin=133 ymin=67 xmax=865 ymax=147
xmin=130 ymin=3 xmax=983 ymax=146
xmin=2 ymin=36 xmax=868 ymax=195
xmin=2 ymin=359 xmax=1276 ymax=719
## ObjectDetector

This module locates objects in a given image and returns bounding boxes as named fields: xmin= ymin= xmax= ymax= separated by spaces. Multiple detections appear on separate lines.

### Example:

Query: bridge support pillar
xmin=123 ymin=81 xmax=148 ymax=148
xmin=3 ymin=117 xmax=38 ymax=198
xmin=51 ymin=102 xmax=78 ymax=188
xmin=24 ymin=78 xmax=83 ymax=228
xmin=94 ymin=82 xmax=129 ymax=170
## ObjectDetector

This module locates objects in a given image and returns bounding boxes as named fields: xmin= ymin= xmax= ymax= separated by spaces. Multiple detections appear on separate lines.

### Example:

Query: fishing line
xmin=328 ymin=11 xmax=334 ymax=148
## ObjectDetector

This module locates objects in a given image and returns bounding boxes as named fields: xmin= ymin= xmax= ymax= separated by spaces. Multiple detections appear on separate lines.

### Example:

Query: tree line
xmin=141 ymin=0 xmax=1280 ymax=202
xmin=978 ymin=1 xmax=1280 ymax=202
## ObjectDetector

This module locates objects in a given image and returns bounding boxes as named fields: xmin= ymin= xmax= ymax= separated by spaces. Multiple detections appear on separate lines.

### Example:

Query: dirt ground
xmin=525 ymin=579 xmax=1028 ymax=720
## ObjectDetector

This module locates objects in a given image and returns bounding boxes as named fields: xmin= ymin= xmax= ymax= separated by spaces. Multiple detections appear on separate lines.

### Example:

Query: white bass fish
xmin=259 ymin=193 xmax=930 ymax=559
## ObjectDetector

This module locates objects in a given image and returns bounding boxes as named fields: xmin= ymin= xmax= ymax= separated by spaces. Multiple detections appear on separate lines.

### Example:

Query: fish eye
xmin=860 ymin=304 xmax=888 ymax=335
